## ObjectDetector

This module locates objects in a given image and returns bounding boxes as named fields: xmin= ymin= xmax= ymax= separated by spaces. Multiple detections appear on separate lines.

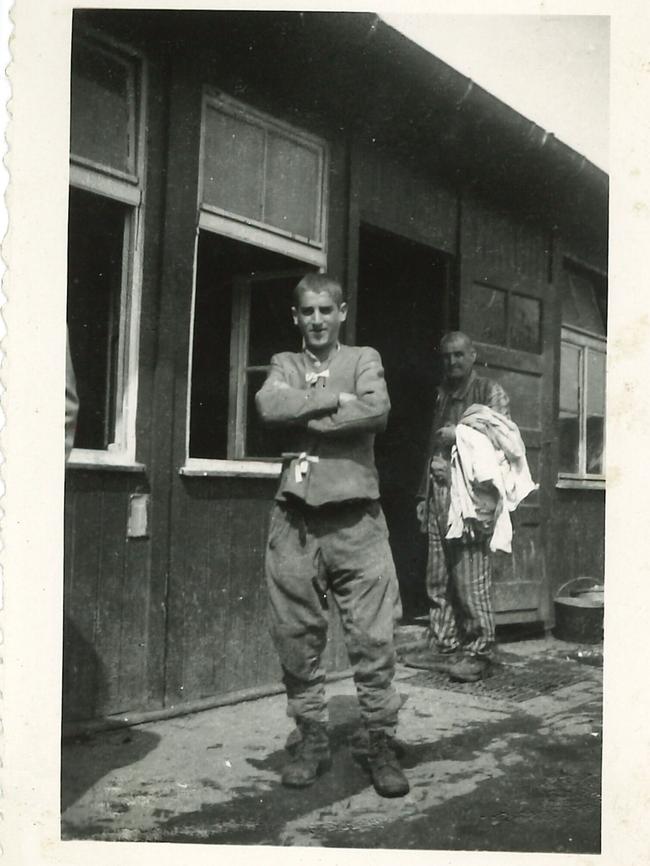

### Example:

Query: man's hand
xmin=338 ymin=392 xmax=357 ymax=407
xmin=416 ymin=499 xmax=427 ymax=533
xmin=435 ymin=425 xmax=456 ymax=446
xmin=430 ymin=455 xmax=450 ymax=485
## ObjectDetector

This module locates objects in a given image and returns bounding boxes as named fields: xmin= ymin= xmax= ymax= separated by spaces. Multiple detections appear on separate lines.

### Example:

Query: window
xmin=184 ymin=95 xmax=328 ymax=476
xmin=463 ymin=280 xmax=542 ymax=354
xmin=198 ymin=92 xmax=328 ymax=267
xmin=67 ymin=34 xmax=145 ymax=465
xmin=186 ymin=233 xmax=315 ymax=473
xmin=558 ymin=261 xmax=607 ymax=487
xmin=558 ymin=329 xmax=606 ymax=484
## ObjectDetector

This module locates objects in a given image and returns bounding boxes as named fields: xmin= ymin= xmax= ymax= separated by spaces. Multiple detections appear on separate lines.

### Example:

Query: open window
xmin=557 ymin=260 xmax=607 ymax=489
xmin=183 ymin=92 xmax=328 ymax=477
xmin=185 ymin=233 xmax=316 ymax=475
xmin=66 ymin=32 xmax=145 ymax=467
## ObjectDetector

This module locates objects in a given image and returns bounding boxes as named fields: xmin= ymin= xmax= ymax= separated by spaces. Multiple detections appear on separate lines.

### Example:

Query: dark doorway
xmin=356 ymin=224 xmax=451 ymax=617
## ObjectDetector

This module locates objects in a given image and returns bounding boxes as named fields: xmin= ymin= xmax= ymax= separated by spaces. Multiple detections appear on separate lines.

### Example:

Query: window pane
xmin=586 ymin=349 xmax=606 ymax=475
xmin=248 ymin=275 xmax=302 ymax=367
xmin=462 ymin=283 xmax=506 ymax=346
xmin=245 ymin=272 xmax=309 ymax=458
xmin=189 ymin=233 xmax=311 ymax=461
xmin=558 ymin=342 xmax=580 ymax=474
xmin=245 ymin=370 xmax=294 ymax=459
xmin=67 ymin=187 xmax=127 ymax=450
xmin=563 ymin=267 xmax=606 ymax=335
xmin=510 ymin=293 xmax=541 ymax=353
xmin=200 ymin=99 xmax=326 ymax=246
xmin=264 ymin=132 xmax=321 ymax=240
xmin=70 ymin=39 xmax=136 ymax=174
xmin=202 ymin=106 xmax=265 ymax=222
xmin=188 ymin=234 xmax=233 ymax=459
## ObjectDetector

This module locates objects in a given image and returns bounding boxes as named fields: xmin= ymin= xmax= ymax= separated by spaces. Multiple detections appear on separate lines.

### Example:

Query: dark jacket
xmin=417 ymin=371 xmax=510 ymax=502
xmin=255 ymin=345 xmax=390 ymax=506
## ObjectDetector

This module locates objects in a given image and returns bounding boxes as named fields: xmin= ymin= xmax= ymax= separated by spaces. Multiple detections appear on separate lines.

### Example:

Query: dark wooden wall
xmin=549 ymin=491 xmax=605 ymax=597
xmin=63 ymin=37 xmax=171 ymax=720
xmin=545 ymin=226 xmax=607 ymax=603
xmin=64 ymin=29 xmax=352 ymax=722
xmin=64 ymin=473 xmax=153 ymax=719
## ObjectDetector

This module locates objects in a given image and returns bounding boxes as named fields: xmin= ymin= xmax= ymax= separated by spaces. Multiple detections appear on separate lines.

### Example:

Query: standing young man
xmin=255 ymin=272 xmax=408 ymax=798
xmin=404 ymin=332 xmax=511 ymax=683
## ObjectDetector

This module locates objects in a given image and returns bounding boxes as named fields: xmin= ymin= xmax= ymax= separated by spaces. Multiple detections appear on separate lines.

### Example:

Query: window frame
xmin=183 ymin=94 xmax=329 ymax=478
xmin=67 ymin=32 xmax=147 ymax=470
xmin=463 ymin=275 xmax=544 ymax=356
xmin=197 ymin=89 xmax=329 ymax=266
xmin=557 ymin=324 xmax=606 ymax=490
xmin=183 ymin=242 xmax=317 ymax=478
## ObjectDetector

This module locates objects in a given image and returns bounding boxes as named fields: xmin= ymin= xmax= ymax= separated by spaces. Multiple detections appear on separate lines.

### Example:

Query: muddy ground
xmin=62 ymin=638 xmax=602 ymax=852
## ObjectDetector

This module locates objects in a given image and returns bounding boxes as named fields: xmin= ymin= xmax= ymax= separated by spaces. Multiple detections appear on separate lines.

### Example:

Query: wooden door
xmin=459 ymin=202 xmax=554 ymax=625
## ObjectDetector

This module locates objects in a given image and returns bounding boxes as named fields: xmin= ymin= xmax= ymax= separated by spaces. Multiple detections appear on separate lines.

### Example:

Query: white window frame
xmin=67 ymin=32 xmax=147 ymax=470
xmin=182 ymin=93 xmax=329 ymax=478
xmin=557 ymin=325 xmax=606 ymax=490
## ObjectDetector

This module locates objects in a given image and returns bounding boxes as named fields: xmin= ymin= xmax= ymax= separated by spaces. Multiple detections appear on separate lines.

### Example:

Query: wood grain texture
xmin=357 ymin=142 xmax=458 ymax=254
xmin=63 ymin=473 xmax=154 ymax=721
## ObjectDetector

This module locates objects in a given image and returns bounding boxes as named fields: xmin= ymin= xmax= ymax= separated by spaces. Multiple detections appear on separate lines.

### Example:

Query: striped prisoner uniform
xmin=417 ymin=371 xmax=510 ymax=658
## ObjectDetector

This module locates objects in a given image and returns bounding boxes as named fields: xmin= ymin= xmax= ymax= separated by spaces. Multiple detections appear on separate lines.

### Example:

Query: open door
xmin=356 ymin=224 xmax=450 ymax=617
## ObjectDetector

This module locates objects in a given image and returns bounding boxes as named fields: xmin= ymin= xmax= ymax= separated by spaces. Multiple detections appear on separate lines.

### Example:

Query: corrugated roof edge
xmin=375 ymin=15 xmax=608 ymax=188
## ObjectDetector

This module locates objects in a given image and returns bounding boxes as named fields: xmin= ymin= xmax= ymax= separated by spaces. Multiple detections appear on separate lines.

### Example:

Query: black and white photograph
xmin=4 ymin=2 xmax=650 ymax=864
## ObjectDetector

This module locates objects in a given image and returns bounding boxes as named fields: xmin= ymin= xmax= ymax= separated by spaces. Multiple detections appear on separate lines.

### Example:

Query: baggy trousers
xmin=426 ymin=477 xmax=495 ymax=657
xmin=265 ymin=499 xmax=403 ymax=734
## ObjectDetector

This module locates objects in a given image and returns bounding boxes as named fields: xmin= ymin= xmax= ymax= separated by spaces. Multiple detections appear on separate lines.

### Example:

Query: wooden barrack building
xmin=64 ymin=10 xmax=608 ymax=725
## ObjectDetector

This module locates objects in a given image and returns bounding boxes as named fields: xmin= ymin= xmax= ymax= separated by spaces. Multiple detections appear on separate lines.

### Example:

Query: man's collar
xmin=439 ymin=369 xmax=477 ymax=400
xmin=303 ymin=342 xmax=341 ymax=367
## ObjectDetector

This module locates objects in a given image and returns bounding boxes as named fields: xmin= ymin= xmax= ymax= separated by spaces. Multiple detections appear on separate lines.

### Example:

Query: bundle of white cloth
xmin=446 ymin=404 xmax=538 ymax=553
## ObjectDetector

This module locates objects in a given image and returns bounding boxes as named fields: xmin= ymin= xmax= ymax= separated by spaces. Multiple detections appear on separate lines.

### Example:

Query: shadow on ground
xmin=61 ymin=687 xmax=601 ymax=853
xmin=61 ymin=725 xmax=161 ymax=812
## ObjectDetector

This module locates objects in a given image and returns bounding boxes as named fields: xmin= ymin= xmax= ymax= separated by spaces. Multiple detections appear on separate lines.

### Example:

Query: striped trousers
xmin=425 ymin=478 xmax=495 ymax=657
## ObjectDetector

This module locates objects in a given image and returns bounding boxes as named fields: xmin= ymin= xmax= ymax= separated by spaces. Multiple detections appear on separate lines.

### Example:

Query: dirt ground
xmin=61 ymin=637 xmax=602 ymax=852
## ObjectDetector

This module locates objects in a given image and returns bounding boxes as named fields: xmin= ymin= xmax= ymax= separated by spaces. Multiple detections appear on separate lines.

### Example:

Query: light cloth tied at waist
xmin=294 ymin=452 xmax=319 ymax=483
xmin=282 ymin=451 xmax=320 ymax=483
xmin=305 ymin=369 xmax=330 ymax=386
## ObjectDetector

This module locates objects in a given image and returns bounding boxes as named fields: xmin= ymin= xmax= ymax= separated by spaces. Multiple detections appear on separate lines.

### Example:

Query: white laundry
xmin=446 ymin=419 xmax=537 ymax=554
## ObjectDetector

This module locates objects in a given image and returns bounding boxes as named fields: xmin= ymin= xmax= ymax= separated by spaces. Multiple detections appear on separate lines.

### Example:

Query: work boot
xmin=365 ymin=729 xmax=410 ymax=798
xmin=448 ymin=653 xmax=492 ymax=683
xmin=281 ymin=719 xmax=331 ymax=788
xmin=401 ymin=647 xmax=461 ymax=673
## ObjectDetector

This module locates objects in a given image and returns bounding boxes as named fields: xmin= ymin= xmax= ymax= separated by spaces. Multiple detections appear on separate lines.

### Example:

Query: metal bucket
xmin=553 ymin=576 xmax=604 ymax=644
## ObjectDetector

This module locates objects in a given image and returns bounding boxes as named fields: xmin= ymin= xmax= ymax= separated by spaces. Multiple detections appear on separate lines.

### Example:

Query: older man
xmin=405 ymin=332 xmax=510 ymax=683
xmin=255 ymin=273 xmax=408 ymax=798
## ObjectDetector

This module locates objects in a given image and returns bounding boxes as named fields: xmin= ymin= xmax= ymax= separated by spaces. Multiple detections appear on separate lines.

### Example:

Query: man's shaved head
xmin=439 ymin=331 xmax=477 ymax=383
xmin=440 ymin=331 xmax=474 ymax=353
xmin=293 ymin=273 xmax=345 ymax=308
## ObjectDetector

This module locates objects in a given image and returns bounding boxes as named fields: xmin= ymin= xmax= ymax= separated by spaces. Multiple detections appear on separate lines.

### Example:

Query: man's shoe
xmin=365 ymin=729 xmax=410 ymax=798
xmin=281 ymin=719 xmax=331 ymax=788
xmin=448 ymin=653 xmax=492 ymax=683
xmin=401 ymin=647 xmax=461 ymax=673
